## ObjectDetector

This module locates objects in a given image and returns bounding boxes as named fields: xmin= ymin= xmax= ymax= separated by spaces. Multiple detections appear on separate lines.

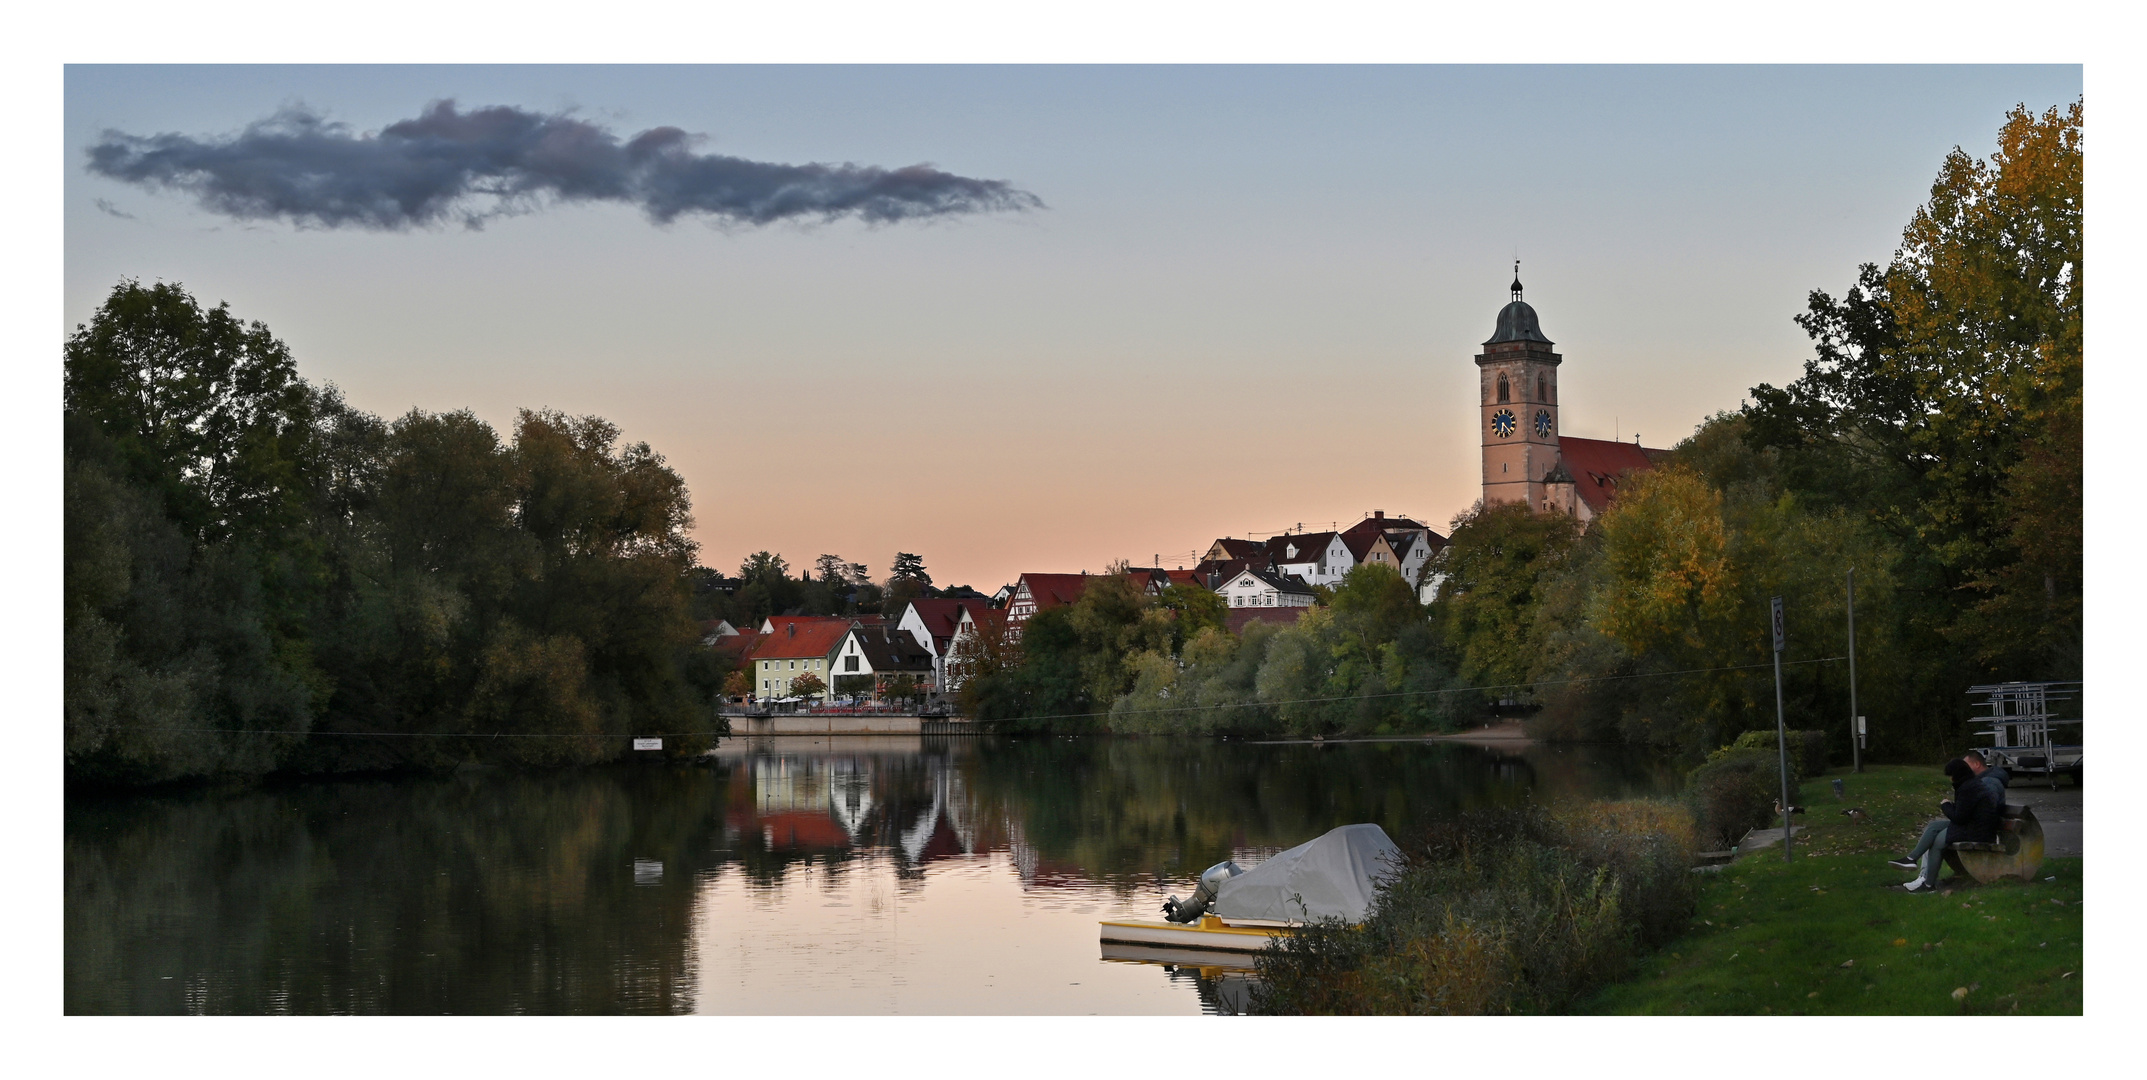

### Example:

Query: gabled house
xmin=1202 ymin=537 xmax=1269 ymax=564
xmin=748 ymin=619 xmax=853 ymax=700
xmin=889 ymin=598 xmax=976 ymax=690
xmin=1004 ymin=572 xmax=1093 ymax=627
xmin=1263 ymin=530 xmax=1354 ymax=588
xmin=1215 ymin=568 xmax=1316 ymax=609
xmin=944 ymin=602 xmax=1010 ymax=691
xmin=832 ymin=623 xmax=938 ymax=699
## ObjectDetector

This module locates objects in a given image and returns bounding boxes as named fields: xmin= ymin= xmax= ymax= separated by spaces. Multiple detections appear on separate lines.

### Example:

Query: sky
xmin=63 ymin=65 xmax=2083 ymax=590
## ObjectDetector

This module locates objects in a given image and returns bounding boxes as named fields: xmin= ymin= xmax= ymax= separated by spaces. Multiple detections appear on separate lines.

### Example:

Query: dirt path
xmin=1428 ymin=719 xmax=1533 ymax=748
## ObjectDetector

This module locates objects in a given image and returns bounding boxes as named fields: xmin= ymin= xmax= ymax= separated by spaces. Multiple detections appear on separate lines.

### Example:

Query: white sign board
xmin=633 ymin=738 xmax=663 ymax=751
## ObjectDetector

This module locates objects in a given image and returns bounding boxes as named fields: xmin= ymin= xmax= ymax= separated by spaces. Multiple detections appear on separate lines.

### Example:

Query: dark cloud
xmin=93 ymin=197 xmax=135 ymax=219
xmin=85 ymin=101 xmax=1044 ymax=231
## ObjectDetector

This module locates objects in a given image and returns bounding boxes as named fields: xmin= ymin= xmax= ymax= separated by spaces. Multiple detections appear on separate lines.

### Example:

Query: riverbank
xmin=1582 ymin=765 xmax=2084 ymax=1015
xmin=1427 ymin=719 xmax=1534 ymax=748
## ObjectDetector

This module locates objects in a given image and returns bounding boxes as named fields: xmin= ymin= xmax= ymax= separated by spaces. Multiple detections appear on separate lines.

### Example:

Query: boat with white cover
xmin=1098 ymin=823 xmax=1400 ymax=955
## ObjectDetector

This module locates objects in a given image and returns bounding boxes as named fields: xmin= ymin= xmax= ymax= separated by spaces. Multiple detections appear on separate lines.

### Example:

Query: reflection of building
xmin=714 ymin=740 xmax=998 ymax=867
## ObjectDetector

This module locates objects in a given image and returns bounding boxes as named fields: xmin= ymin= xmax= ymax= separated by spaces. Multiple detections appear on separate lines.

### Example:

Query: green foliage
xmin=1729 ymin=728 xmax=1832 ymax=777
xmin=64 ymin=281 xmax=724 ymax=785
xmin=1684 ymin=748 xmax=1799 ymax=850
xmin=1250 ymin=800 xmax=1698 ymax=1014
xmin=1739 ymin=100 xmax=2082 ymax=747
xmin=1432 ymin=502 xmax=1578 ymax=691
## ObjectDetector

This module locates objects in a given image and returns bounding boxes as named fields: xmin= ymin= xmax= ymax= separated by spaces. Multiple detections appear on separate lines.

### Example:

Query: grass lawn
xmin=1583 ymin=764 xmax=2083 ymax=1015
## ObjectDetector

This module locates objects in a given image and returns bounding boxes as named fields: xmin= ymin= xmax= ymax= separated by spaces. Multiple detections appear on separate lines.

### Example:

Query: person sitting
xmin=1885 ymin=757 xmax=2003 ymax=892
xmin=1964 ymin=748 xmax=2011 ymax=803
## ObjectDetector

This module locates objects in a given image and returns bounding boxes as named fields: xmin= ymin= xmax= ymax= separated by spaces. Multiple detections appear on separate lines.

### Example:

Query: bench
xmin=1943 ymin=804 xmax=2045 ymax=883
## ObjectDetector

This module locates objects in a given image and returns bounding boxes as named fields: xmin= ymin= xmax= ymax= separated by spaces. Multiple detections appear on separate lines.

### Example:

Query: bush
xmin=1730 ymin=728 xmax=1831 ymax=777
xmin=1249 ymin=800 xmax=1697 ymax=1015
xmin=1686 ymin=748 xmax=1800 ymax=850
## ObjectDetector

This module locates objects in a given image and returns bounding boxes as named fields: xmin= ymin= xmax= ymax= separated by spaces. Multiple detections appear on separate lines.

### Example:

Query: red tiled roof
xmin=1164 ymin=568 xmax=1202 ymax=588
xmin=897 ymin=598 xmax=972 ymax=649
xmin=1017 ymin=573 xmax=1094 ymax=610
xmin=1557 ymin=436 xmax=1666 ymax=514
xmin=1226 ymin=607 xmax=1306 ymax=635
xmin=711 ymin=628 xmax=760 ymax=664
xmin=750 ymin=620 xmax=853 ymax=660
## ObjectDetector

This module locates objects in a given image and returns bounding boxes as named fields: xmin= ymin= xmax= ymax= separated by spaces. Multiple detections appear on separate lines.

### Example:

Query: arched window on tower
xmin=1536 ymin=374 xmax=1547 ymax=403
xmin=1496 ymin=373 xmax=1509 ymax=403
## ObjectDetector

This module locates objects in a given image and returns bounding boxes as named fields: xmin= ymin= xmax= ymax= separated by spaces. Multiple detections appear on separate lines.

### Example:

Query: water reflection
xmin=67 ymin=736 xmax=1676 ymax=1014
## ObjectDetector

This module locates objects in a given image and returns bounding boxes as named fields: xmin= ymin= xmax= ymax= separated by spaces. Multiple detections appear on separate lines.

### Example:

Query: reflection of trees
xmin=960 ymin=738 xmax=1672 ymax=889
xmin=66 ymin=766 xmax=726 ymax=1014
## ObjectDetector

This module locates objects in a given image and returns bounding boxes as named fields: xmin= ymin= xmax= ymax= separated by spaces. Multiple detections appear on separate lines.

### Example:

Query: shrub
xmin=1730 ymin=728 xmax=1831 ymax=777
xmin=1686 ymin=748 xmax=1800 ymax=850
xmin=1249 ymin=800 xmax=1697 ymax=1015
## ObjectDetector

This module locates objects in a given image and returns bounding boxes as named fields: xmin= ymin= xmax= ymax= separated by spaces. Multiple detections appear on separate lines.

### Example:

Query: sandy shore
xmin=1428 ymin=719 xmax=1534 ymax=748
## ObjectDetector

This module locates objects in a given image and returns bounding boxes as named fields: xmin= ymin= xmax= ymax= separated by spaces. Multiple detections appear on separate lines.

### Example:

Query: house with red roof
xmin=748 ymin=618 xmax=854 ymax=700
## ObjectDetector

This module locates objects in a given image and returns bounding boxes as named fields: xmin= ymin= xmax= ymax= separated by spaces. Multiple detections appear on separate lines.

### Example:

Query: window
xmin=1536 ymin=374 xmax=1547 ymax=402
xmin=1496 ymin=373 xmax=1510 ymax=403
xmin=846 ymin=656 xmax=859 ymax=671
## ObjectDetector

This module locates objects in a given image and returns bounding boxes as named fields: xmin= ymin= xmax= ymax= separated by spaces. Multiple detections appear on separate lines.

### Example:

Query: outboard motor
xmin=1162 ymin=860 xmax=1243 ymax=923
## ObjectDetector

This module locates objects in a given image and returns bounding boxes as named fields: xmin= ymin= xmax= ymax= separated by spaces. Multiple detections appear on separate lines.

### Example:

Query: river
xmin=65 ymin=734 xmax=1678 ymax=1015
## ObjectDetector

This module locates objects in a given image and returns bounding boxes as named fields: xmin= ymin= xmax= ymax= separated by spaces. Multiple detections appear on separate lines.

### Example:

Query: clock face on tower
xmin=1491 ymin=409 xmax=1516 ymax=439
xmin=1535 ymin=409 xmax=1553 ymax=438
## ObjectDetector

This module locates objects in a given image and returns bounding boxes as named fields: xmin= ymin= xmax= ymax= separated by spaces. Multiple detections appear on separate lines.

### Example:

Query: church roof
xmin=1485 ymin=299 xmax=1555 ymax=346
xmin=1556 ymin=436 xmax=1665 ymax=514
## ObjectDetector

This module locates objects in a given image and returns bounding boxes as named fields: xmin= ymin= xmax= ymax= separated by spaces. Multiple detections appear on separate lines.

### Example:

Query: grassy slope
xmin=1583 ymin=765 xmax=2083 ymax=1015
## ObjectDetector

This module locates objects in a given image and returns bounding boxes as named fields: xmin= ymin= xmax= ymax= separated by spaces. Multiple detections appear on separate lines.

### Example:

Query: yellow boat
xmin=1098 ymin=824 xmax=1401 ymax=963
xmin=1096 ymin=914 xmax=1295 ymax=955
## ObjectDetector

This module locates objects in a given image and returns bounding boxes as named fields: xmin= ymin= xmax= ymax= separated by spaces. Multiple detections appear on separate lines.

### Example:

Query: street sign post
xmin=1771 ymin=596 xmax=1793 ymax=861
xmin=1847 ymin=569 xmax=1862 ymax=773
xmin=633 ymin=738 xmax=663 ymax=751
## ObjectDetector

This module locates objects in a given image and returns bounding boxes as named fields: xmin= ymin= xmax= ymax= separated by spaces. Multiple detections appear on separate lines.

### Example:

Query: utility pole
xmin=1847 ymin=568 xmax=1862 ymax=774
xmin=1771 ymin=596 xmax=1794 ymax=862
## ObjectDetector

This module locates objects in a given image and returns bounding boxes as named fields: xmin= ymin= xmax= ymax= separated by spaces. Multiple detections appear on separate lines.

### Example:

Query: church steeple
xmin=1475 ymin=269 xmax=1563 ymax=512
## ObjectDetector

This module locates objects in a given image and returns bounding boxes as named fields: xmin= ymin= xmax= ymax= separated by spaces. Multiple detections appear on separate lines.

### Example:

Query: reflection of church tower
xmin=1477 ymin=265 xmax=1562 ymax=510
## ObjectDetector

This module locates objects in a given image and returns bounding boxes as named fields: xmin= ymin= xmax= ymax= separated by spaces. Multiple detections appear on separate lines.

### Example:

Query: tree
xmin=789 ymin=672 xmax=826 ymax=702
xmin=1744 ymin=99 xmax=2081 ymax=684
xmin=890 ymin=552 xmax=932 ymax=588
xmin=722 ymin=670 xmax=750 ymax=701
xmin=1430 ymin=502 xmax=1579 ymax=691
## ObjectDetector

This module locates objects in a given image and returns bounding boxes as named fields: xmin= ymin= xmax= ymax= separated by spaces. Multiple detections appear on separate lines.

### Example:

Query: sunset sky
xmin=64 ymin=65 xmax=2082 ymax=590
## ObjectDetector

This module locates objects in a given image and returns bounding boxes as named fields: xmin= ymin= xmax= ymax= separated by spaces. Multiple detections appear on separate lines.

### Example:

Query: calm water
xmin=66 ymin=735 xmax=1677 ymax=1015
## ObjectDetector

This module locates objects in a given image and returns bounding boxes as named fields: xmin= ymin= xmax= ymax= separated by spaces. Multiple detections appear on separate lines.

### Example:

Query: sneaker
xmin=1887 ymin=857 xmax=1919 ymax=871
xmin=1902 ymin=877 xmax=1932 ymax=892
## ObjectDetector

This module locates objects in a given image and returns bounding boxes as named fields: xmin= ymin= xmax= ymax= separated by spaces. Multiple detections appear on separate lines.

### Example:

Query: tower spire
xmin=1510 ymin=260 xmax=1523 ymax=301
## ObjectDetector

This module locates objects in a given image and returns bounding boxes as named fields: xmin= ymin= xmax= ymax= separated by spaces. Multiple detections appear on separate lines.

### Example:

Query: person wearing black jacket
xmin=1885 ymin=758 xmax=2003 ymax=892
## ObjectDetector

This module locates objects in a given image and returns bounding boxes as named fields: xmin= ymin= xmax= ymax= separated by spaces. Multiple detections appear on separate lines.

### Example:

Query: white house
xmin=1216 ymin=568 xmax=1316 ymax=608
xmin=831 ymin=624 xmax=937 ymax=699
xmin=1266 ymin=531 xmax=1355 ymax=587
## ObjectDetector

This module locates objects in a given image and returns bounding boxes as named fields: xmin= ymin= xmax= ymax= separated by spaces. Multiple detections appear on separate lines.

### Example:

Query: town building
xmin=1216 ymin=568 xmax=1316 ymax=608
xmin=749 ymin=618 xmax=853 ymax=699
xmin=888 ymin=598 xmax=975 ymax=691
xmin=1477 ymin=267 xmax=1667 ymax=520
xmin=831 ymin=623 xmax=938 ymax=699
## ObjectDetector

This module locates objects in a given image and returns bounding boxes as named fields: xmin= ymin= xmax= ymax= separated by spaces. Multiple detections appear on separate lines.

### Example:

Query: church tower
xmin=1477 ymin=265 xmax=1562 ymax=510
